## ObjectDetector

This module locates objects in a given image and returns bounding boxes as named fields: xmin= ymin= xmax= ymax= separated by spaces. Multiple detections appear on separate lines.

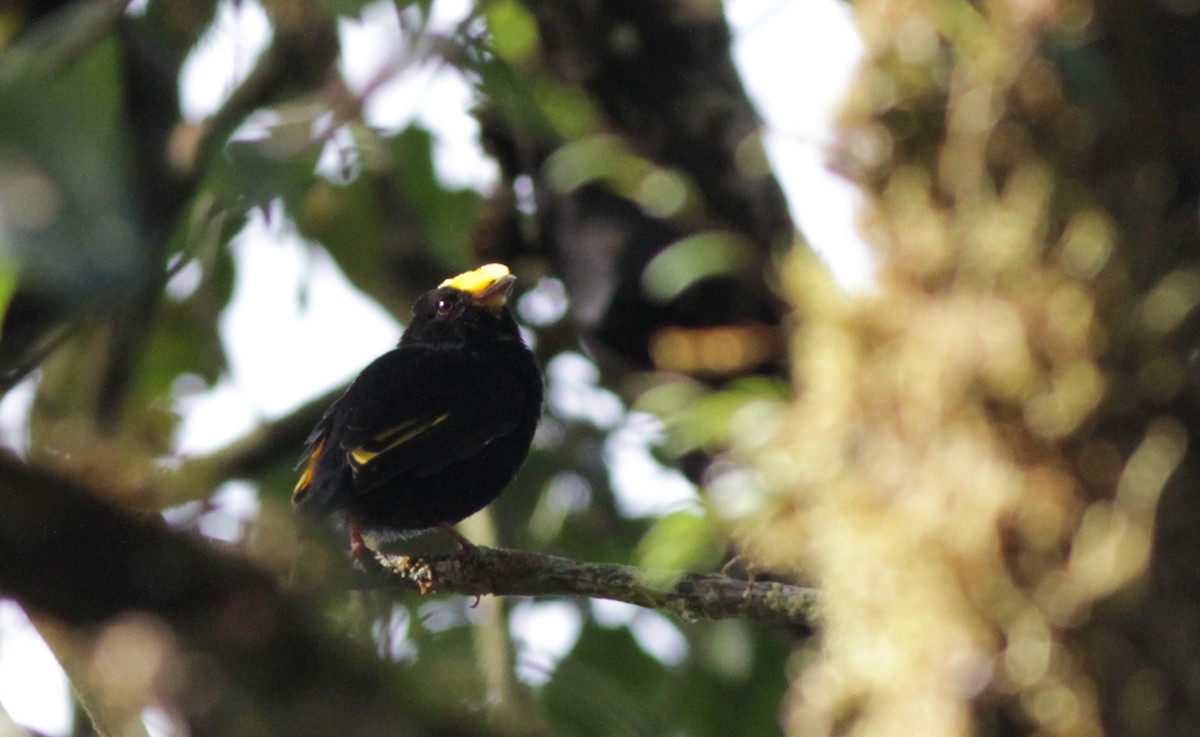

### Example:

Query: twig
xmin=185 ymin=9 xmax=340 ymax=174
xmin=167 ymin=384 xmax=345 ymax=505
xmin=368 ymin=546 xmax=819 ymax=629
xmin=0 ymin=314 xmax=86 ymax=395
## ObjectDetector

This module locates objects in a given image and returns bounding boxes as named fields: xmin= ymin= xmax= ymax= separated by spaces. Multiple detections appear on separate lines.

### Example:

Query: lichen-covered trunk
xmin=738 ymin=2 xmax=1200 ymax=735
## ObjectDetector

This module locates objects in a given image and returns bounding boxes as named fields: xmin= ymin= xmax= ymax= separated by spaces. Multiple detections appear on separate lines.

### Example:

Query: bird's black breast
xmin=295 ymin=336 xmax=542 ymax=537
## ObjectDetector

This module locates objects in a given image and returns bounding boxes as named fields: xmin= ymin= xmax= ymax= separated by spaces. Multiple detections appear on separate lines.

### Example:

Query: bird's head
xmin=404 ymin=263 xmax=522 ymax=346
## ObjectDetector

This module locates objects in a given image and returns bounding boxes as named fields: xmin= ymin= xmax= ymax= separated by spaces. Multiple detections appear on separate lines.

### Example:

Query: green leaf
xmin=641 ymin=232 xmax=761 ymax=304
xmin=544 ymin=617 xmax=790 ymax=737
xmin=487 ymin=0 xmax=539 ymax=66
xmin=311 ymin=0 xmax=379 ymax=18
xmin=544 ymin=625 xmax=670 ymax=737
xmin=0 ymin=17 xmax=145 ymax=303
xmin=134 ymin=259 xmax=233 ymax=406
xmin=475 ymin=55 xmax=558 ymax=139
xmin=635 ymin=510 xmax=724 ymax=581
xmin=636 ymin=375 xmax=790 ymax=454
xmin=544 ymin=133 xmax=647 ymax=193
xmin=210 ymin=123 xmax=323 ymax=212
xmin=388 ymin=125 xmax=481 ymax=259
xmin=298 ymin=178 xmax=388 ymax=272
xmin=674 ymin=621 xmax=791 ymax=737
xmin=533 ymin=79 xmax=602 ymax=140
xmin=0 ymin=258 xmax=20 ymax=333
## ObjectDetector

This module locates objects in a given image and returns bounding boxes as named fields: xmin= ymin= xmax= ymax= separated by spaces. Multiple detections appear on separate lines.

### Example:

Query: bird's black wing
xmin=292 ymin=399 xmax=340 ymax=507
xmin=330 ymin=343 xmax=534 ymax=493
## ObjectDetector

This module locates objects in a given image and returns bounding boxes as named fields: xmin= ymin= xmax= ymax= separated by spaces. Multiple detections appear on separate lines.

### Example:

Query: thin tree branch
xmin=0 ymin=314 xmax=86 ymax=396
xmin=168 ymin=384 xmax=345 ymax=505
xmin=367 ymin=547 xmax=819 ymax=630
xmin=183 ymin=7 xmax=340 ymax=174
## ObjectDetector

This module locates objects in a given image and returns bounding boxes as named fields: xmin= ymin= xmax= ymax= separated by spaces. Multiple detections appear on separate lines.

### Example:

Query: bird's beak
xmin=440 ymin=263 xmax=516 ymax=310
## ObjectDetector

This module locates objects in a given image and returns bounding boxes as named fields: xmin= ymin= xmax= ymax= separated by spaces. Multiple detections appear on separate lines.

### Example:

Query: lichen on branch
xmin=367 ymin=546 xmax=819 ymax=629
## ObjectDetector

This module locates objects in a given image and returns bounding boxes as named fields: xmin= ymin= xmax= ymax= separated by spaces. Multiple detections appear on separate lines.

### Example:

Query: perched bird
xmin=293 ymin=263 xmax=543 ymax=558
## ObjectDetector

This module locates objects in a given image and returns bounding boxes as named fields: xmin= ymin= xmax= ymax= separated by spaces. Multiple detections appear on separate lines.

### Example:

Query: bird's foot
xmin=348 ymin=515 xmax=371 ymax=561
xmin=439 ymin=522 xmax=477 ymax=561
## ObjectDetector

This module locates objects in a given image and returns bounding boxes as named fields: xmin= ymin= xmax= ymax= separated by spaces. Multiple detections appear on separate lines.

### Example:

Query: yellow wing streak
xmin=294 ymin=437 xmax=326 ymax=495
xmin=349 ymin=414 xmax=450 ymax=468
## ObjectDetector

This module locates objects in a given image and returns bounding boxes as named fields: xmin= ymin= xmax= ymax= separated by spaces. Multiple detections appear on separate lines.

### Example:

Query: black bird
xmin=293 ymin=263 xmax=543 ymax=558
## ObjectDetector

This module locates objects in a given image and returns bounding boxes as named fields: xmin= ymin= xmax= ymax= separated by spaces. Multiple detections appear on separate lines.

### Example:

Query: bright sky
xmin=0 ymin=1 xmax=865 ymax=733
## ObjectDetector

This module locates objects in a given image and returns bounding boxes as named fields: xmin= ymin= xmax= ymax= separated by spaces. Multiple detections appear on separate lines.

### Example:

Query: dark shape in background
xmin=480 ymin=0 xmax=793 ymax=378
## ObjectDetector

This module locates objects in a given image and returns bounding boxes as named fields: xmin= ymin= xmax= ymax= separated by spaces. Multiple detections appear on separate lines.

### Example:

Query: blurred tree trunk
xmin=734 ymin=2 xmax=1200 ymax=735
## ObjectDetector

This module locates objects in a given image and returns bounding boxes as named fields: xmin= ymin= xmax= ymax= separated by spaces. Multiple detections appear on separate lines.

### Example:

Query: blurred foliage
xmin=719 ymin=2 xmax=1200 ymax=736
xmin=0 ymin=3 xmax=145 ymax=309
xmin=0 ymin=0 xmax=795 ymax=736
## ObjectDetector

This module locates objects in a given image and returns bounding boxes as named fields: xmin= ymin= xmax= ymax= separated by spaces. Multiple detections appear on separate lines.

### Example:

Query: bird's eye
xmin=436 ymin=297 xmax=453 ymax=315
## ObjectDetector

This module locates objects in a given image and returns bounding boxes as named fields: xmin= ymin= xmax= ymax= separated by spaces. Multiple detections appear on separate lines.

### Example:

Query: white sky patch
xmin=174 ymin=378 xmax=259 ymax=456
xmin=426 ymin=0 xmax=475 ymax=30
xmin=509 ymin=600 xmax=583 ymax=687
xmin=0 ymin=601 xmax=71 ymax=736
xmin=728 ymin=0 xmax=872 ymax=290
xmin=590 ymin=600 xmax=689 ymax=668
xmin=339 ymin=0 xmax=498 ymax=190
xmin=141 ymin=706 xmax=183 ymax=737
xmin=197 ymin=480 xmax=262 ymax=543
xmin=178 ymin=0 xmax=272 ymax=122
xmin=419 ymin=70 xmax=499 ymax=190
xmin=315 ymin=124 xmax=361 ymax=184
xmin=545 ymin=352 xmax=624 ymax=429
xmin=177 ymin=210 xmax=401 ymax=455
xmin=591 ymin=598 xmax=637 ymax=628
xmin=628 ymin=610 xmax=689 ymax=668
xmin=217 ymin=219 xmax=403 ymax=414
xmin=518 ymin=277 xmax=569 ymax=326
xmin=418 ymin=599 xmax=471 ymax=633
xmin=0 ymin=375 xmax=34 ymax=455
xmin=528 ymin=471 xmax=592 ymax=541
xmin=605 ymin=412 xmax=700 ymax=518
xmin=371 ymin=605 xmax=417 ymax=663
xmin=337 ymin=1 xmax=406 ymax=99
xmin=165 ymin=257 xmax=204 ymax=300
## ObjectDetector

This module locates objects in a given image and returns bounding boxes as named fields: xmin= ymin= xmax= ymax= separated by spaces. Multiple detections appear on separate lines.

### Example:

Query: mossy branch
xmin=366 ymin=547 xmax=819 ymax=629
